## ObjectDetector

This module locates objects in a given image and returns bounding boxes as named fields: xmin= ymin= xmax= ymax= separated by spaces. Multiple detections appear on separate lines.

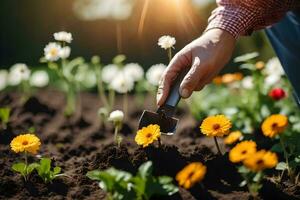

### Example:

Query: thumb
xmin=179 ymin=56 xmax=204 ymax=98
xmin=156 ymin=53 xmax=189 ymax=106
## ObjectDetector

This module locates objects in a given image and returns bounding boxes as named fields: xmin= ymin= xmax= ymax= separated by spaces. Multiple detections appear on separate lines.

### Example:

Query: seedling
xmin=108 ymin=110 xmax=124 ymax=147
xmin=34 ymin=158 xmax=65 ymax=183
xmin=0 ymin=107 xmax=11 ymax=129
xmin=10 ymin=134 xmax=41 ymax=181
xmin=86 ymin=161 xmax=178 ymax=200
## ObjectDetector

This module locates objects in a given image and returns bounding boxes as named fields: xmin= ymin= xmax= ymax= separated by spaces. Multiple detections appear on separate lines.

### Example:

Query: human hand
xmin=156 ymin=28 xmax=236 ymax=106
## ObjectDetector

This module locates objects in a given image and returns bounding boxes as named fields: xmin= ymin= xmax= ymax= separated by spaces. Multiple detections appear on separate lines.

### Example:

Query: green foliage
xmin=34 ymin=158 xmax=63 ymax=183
xmin=12 ymin=162 xmax=39 ymax=181
xmin=187 ymin=54 xmax=300 ymax=136
xmin=86 ymin=161 xmax=178 ymax=200
xmin=0 ymin=107 xmax=11 ymax=129
xmin=237 ymin=166 xmax=263 ymax=197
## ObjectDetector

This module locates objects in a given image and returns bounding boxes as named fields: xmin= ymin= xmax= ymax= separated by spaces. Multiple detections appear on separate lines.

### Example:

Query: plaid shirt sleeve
xmin=206 ymin=0 xmax=300 ymax=39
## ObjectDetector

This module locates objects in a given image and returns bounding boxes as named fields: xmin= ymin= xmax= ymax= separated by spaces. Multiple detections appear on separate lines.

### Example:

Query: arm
xmin=156 ymin=0 xmax=300 ymax=106
xmin=206 ymin=0 xmax=300 ymax=39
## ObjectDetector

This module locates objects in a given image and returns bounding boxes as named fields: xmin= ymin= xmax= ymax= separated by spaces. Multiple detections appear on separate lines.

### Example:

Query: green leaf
xmin=158 ymin=176 xmax=178 ymax=195
xmin=234 ymin=52 xmax=259 ymax=63
xmin=53 ymin=166 xmax=61 ymax=175
xmin=158 ymin=176 xmax=172 ymax=184
xmin=27 ymin=163 xmax=39 ymax=174
xmin=0 ymin=107 xmax=10 ymax=125
xmin=253 ymin=172 xmax=263 ymax=182
xmin=113 ymin=54 xmax=126 ymax=65
xmin=238 ymin=166 xmax=250 ymax=174
xmin=271 ymin=143 xmax=283 ymax=153
xmin=39 ymin=158 xmax=51 ymax=174
xmin=138 ymin=161 xmax=153 ymax=179
xmin=239 ymin=180 xmax=247 ymax=187
xmin=86 ymin=170 xmax=102 ymax=181
xmin=12 ymin=162 xmax=26 ymax=175
xmin=275 ymin=162 xmax=288 ymax=171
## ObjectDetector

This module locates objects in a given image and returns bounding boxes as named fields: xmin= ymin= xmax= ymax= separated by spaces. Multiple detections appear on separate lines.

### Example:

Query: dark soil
xmin=0 ymin=90 xmax=298 ymax=200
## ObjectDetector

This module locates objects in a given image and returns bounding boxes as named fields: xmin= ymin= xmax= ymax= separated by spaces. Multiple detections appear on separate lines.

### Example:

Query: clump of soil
xmin=0 ymin=90 xmax=298 ymax=200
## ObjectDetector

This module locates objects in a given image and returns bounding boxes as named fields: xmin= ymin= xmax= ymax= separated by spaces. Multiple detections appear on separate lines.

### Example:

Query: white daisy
xmin=101 ymin=64 xmax=121 ymax=84
xmin=146 ymin=64 xmax=166 ymax=86
xmin=53 ymin=31 xmax=73 ymax=43
xmin=264 ymin=74 xmax=281 ymax=86
xmin=59 ymin=46 xmax=71 ymax=59
xmin=29 ymin=70 xmax=49 ymax=87
xmin=123 ymin=63 xmax=144 ymax=81
xmin=264 ymin=57 xmax=285 ymax=76
xmin=108 ymin=110 xmax=124 ymax=122
xmin=44 ymin=42 xmax=62 ymax=62
xmin=241 ymin=76 xmax=254 ymax=89
xmin=8 ymin=63 xmax=31 ymax=86
xmin=110 ymin=72 xmax=134 ymax=93
xmin=158 ymin=35 xmax=176 ymax=49
xmin=0 ymin=70 xmax=8 ymax=91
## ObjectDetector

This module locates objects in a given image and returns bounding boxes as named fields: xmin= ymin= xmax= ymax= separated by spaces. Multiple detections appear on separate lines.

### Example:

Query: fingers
xmin=179 ymin=57 xmax=207 ymax=98
xmin=156 ymin=53 xmax=190 ymax=106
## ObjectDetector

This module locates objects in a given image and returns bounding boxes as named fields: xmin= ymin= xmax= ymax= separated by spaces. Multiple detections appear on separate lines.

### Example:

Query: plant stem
xmin=65 ymin=86 xmax=76 ymax=117
xmin=114 ymin=124 xmax=119 ymax=145
xmin=167 ymin=48 xmax=172 ymax=62
xmin=158 ymin=138 xmax=162 ymax=148
xmin=108 ymin=89 xmax=115 ymax=111
xmin=279 ymin=136 xmax=293 ymax=181
xmin=213 ymin=137 xmax=222 ymax=155
xmin=96 ymin=65 xmax=110 ymax=110
xmin=123 ymin=93 xmax=128 ymax=118
xmin=24 ymin=151 xmax=28 ymax=181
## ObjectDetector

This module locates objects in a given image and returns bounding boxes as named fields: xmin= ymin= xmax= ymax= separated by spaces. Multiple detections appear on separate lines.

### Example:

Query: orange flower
xmin=10 ymin=134 xmax=41 ymax=154
xmin=200 ymin=115 xmax=232 ymax=137
xmin=224 ymin=131 xmax=242 ymax=145
xmin=261 ymin=114 xmax=288 ymax=138
xmin=135 ymin=124 xmax=161 ymax=148
xmin=229 ymin=141 xmax=257 ymax=163
xmin=255 ymin=61 xmax=265 ymax=70
xmin=176 ymin=162 xmax=206 ymax=189
xmin=243 ymin=150 xmax=278 ymax=172
xmin=213 ymin=76 xmax=223 ymax=85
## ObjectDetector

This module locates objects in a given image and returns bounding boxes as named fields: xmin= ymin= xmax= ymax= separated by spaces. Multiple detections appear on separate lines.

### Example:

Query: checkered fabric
xmin=206 ymin=0 xmax=300 ymax=38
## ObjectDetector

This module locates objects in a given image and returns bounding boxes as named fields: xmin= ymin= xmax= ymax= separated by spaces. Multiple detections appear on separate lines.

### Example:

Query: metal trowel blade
xmin=138 ymin=110 xmax=178 ymax=135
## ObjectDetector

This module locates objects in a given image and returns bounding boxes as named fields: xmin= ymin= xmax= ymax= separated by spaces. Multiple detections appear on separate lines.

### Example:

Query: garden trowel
xmin=138 ymin=70 xmax=188 ymax=135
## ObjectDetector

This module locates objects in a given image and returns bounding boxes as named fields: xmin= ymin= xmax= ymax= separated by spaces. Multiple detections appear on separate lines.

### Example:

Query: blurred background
xmin=0 ymin=0 xmax=275 ymax=69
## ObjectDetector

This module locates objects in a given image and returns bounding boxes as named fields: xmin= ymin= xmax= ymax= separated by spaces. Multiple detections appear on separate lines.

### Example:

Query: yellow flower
xmin=224 ymin=131 xmax=242 ymax=145
xmin=10 ymin=134 xmax=41 ymax=154
xmin=261 ymin=114 xmax=288 ymax=138
xmin=255 ymin=61 xmax=265 ymax=70
xmin=229 ymin=141 xmax=257 ymax=163
xmin=135 ymin=124 xmax=161 ymax=148
xmin=176 ymin=162 xmax=206 ymax=189
xmin=243 ymin=150 xmax=278 ymax=172
xmin=233 ymin=72 xmax=243 ymax=81
xmin=200 ymin=115 xmax=232 ymax=137
xmin=213 ymin=76 xmax=223 ymax=85
xmin=221 ymin=73 xmax=236 ymax=84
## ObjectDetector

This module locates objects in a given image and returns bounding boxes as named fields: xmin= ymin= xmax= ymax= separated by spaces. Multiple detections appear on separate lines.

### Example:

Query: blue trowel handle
xmin=164 ymin=69 xmax=189 ymax=108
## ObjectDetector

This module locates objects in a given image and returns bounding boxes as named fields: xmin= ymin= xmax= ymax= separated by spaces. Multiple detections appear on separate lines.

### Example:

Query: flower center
xmin=22 ymin=140 xmax=28 ymax=145
xmin=146 ymin=133 xmax=152 ymax=138
xmin=213 ymin=124 xmax=220 ymax=130
xmin=187 ymin=172 xmax=194 ymax=179
xmin=256 ymin=159 xmax=264 ymax=165
xmin=241 ymin=150 xmax=247 ymax=154
xmin=272 ymin=123 xmax=278 ymax=129
xmin=50 ymin=49 xmax=58 ymax=56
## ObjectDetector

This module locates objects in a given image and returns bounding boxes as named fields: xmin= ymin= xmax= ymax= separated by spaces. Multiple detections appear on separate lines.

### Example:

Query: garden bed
xmin=0 ymin=90 xmax=298 ymax=200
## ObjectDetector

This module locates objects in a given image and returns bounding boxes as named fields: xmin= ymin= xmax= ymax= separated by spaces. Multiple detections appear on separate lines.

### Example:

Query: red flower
xmin=269 ymin=88 xmax=286 ymax=100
